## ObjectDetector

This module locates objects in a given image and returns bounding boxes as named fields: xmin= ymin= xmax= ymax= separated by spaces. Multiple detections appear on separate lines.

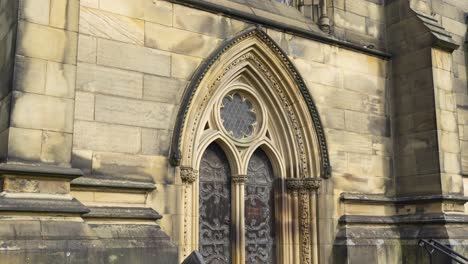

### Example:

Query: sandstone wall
xmin=11 ymin=0 xmax=79 ymax=166
xmin=330 ymin=0 xmax=386 ymax=49
xmin=69 ymin=1 xmax=390 ymax=262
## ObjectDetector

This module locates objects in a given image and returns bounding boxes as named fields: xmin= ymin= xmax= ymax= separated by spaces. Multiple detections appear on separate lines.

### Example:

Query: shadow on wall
xmin=465 ymin=14 xmax=468 ymax=94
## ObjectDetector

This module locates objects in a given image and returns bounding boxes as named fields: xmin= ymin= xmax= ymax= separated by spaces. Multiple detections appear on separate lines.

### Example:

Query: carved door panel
xmin=199 ymin=144 xmax=232 ymax=264
xmin=245 ymin=149 xmax=276 ymax=264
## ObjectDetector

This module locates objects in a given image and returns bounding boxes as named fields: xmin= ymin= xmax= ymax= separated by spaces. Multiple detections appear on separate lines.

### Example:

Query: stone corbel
xmin=180 ymin=167 xmax=198 ymax=183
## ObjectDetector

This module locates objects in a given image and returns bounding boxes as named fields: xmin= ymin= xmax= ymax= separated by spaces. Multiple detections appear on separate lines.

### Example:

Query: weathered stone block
xmin=74 ymin=91 xmax=95 ymax=121
xmin=439 ymin=131 xmax=460 ymax=153
xmin=327 ymin=129 xmax=373 ymax=155
xmin=143 ymin=74 xmax=185 ymax=104
xmin=334 ymin=9 xmax=366 ymax=35
xmin=45 ymin=61 xmax=76 ymax=98
xmin=441 ymin=16 xmax=467 ymax=37
xmin=141 ymin=128 xmax=171 ymax=156
xmin=345 ymin=110 xmax=388 ymax=136
xmin=336 ymin=48 xmax=387 ymax=77
xmin=152 ymin=183 xmax=180 ymax=214
xmin=77 ymin=34 xmax=97 ymax=63
xmin=329 ymin=151 xmax=347 ymax=173
xmin=171 ymin=54 xmax=202 ymax=80
xmin=11 ymin=91 xmax=74 ymax=133
xmin=92 ymin=151 xmax=169 ymax=184
xmin=288 ymin=36 xmax=328 ymax=63
xmin=433 ymin=68 xmax=453 ymax=92
xmin=145 ymin=22 xmax=221 ymax=58
xmin=73 ymin=120 xmax=141 ymax=154
xmin=308 ymin=83 xmax=369 ymax=113
xmin=41 ymin=130 xmax=72 ymax=165
xmin=17 ymin=22 xmax=78 ymax=64
xmin=347 ymin=153 xmax=391 ymax=178
xmin=99 ymin=0 xmax=173 ymax=26
xmin=13 ymin=55 xmax=47 ymax=94
xmin=439 ymin=110 xmax=458 ymax=132
xmin=50 ymin=0 xmax=79 ymax=31
xmin=80 ymin=6 xmax=144 ymax=45
xmin=346 ymin=0 xmax=384 ymax=21
xmin=441 ymin=152 xmax=461 ymax=174
xmin=294 ymin=59 xmax=343 ymax=88
xmin=8 ymin=127 xmax=42 ymax=161
xmin=316 ymin=105 xmax=345 ymax=130
xmin=432 ymin=48 xmax=453 ymax=71
xmin=94 ymin=94 xmax=176 ymax=130
xmin=19 ymin=0 xmax=50 ymax=25
xmin=343 ymin=70 xmax=386 ymax=97
xmin=97 ymin=38 xmax=170 ymax=76
xmin=173 ymin=5 xmax=248 ymax=38
xmin=77 ymin=63 xmax=143 ymax=99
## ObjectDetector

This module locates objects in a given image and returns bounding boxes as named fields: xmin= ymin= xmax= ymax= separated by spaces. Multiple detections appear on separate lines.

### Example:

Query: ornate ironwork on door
xmin=199 ymin=143 xmax=232 ymax=264
xmin=245 ymin=149 xmax=276 ymax=264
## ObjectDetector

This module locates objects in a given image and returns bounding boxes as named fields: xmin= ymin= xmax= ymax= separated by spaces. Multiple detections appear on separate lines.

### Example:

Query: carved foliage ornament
xmin=170 ymin=28 xmax=331 ymax=178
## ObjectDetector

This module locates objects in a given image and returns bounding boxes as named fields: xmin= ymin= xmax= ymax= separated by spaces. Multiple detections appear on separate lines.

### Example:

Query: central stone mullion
xmin=231 ymin=174 xmax=247 ymax=264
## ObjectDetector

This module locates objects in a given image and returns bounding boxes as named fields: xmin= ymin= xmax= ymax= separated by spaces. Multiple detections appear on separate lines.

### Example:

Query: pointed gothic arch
xmin=170 ymin=27 xmax=330 ymax=179
xmin=173 ymin=28 xmax=329 ymax=264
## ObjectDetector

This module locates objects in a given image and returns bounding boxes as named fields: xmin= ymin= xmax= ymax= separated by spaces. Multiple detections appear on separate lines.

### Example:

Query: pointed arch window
xmin=173 ymin=29 xmax=328 ymax=264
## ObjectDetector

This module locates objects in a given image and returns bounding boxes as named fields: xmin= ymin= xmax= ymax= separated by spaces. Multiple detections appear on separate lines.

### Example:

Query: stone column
xmin=287 ymin=178 xmax=321 ymax=264
xmin=232 ymin=174 xmax=247 ymax=264
xmin=181 ymin=167 xmax=198 ymax=259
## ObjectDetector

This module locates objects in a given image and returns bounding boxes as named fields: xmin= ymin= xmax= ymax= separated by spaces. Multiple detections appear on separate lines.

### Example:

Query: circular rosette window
xmin=219 ymin=91 xmax=260 ymax=141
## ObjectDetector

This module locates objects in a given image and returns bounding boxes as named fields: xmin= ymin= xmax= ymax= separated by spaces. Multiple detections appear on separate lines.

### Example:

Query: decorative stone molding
xmin=180 ymin=167 xmax=198 ymax=183
xmin=286 ymin=178 xmax=322 ymax=191
xmin=303 ymin=178 xmax=322 ymax=190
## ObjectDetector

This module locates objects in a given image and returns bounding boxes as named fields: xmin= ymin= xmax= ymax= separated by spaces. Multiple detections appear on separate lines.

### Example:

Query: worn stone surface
xmin=17 ymin=21 xmax=78 ymax=64
xmin=97 ymin=38 xmax=171 ymax=76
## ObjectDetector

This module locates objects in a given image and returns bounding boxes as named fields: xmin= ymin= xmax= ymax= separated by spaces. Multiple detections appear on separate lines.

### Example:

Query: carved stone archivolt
xmin=173 ymin=28 xmax=328 ymax=264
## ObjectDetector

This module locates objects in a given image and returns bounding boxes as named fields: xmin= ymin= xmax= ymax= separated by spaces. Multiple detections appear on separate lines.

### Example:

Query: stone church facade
xmin=0 ymin=0 xmax=467 ymax=263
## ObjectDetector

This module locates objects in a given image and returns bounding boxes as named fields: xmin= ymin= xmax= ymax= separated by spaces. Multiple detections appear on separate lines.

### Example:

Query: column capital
xmin=286 ymin=178 xmax=321 ymax=191
xmin=231 ymin=174 xmax=248 ymax=183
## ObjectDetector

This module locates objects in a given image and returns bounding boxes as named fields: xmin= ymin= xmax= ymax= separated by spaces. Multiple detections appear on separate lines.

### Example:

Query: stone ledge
xmin=71 ymin=176 xmax=156 ymax=192
xmin=167 ymin=0 xmax=391 ymax=59
xmin=0 ymin=196 xmax=89 ymax=214
xmin=341 ymin=193 xmax=468 ymax=204
xmin=0 ymin=163 xmax=83 ymax=180
xmin=413 ymin=10 xmax=460 ymax=52
xmin=83 ymin=206 xmax=162 ymax=220
xmin=339 ymin=213 xmax=468 ymax=225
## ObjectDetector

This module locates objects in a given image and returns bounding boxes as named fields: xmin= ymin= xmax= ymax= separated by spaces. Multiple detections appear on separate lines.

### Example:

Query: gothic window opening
xmin=199 ymin=143 xmax=232 ymax=264
xmin=245 ymin=148 xmax=276 ymax=264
